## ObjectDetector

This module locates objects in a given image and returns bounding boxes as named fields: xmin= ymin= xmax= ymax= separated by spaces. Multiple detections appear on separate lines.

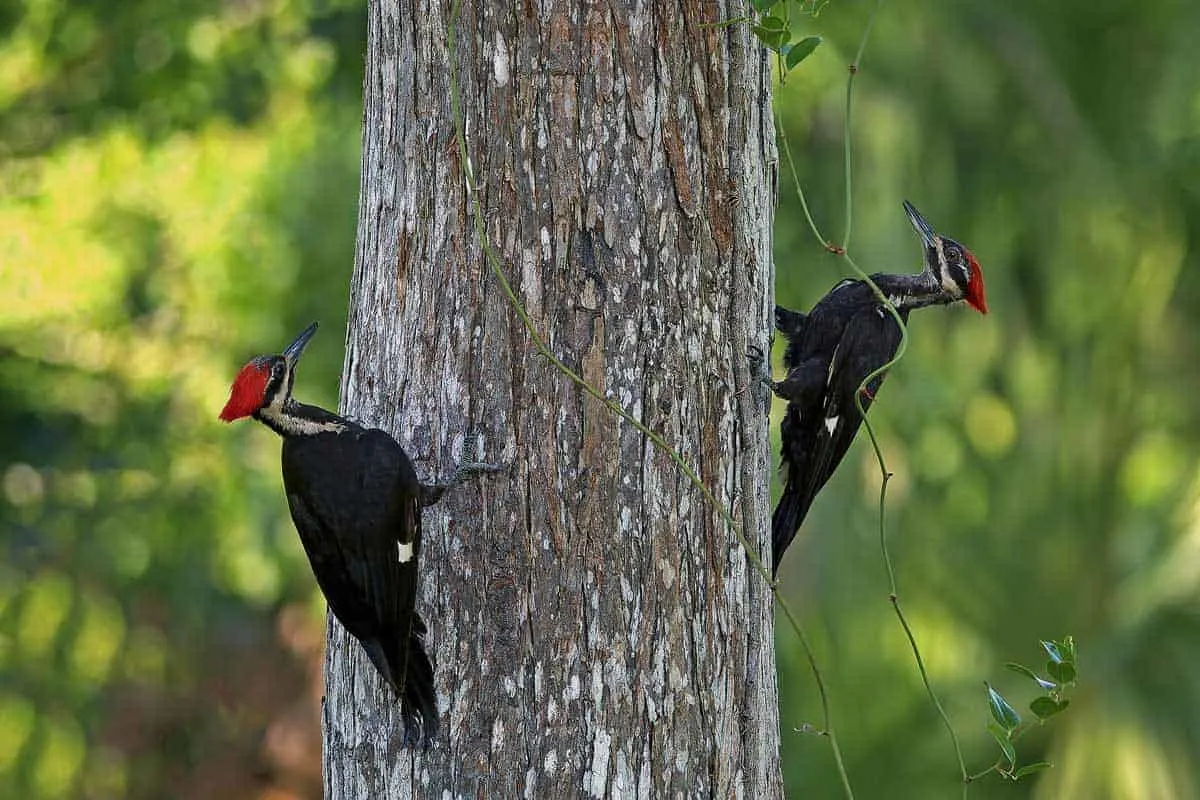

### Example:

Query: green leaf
xmin=1042 ymin=640 xmax=1064 ymax=664
xmin=1047 ymin=660 xmax=1076 ymax=685
xmin=987 ymin=722 xmax=1017 ymax=767
xmin=758 ymin=14 xmax=788 ymax=33
xmin=986 ymin=683 xmax=1021 ymax=732
xmin=1005 ymin=661 xmax=1057 ymax=690
xmin=752 ymin=15 xmax=790 ymax=51
xmin=1058 ymin=635 xmax=1077 ymax=665
xmin=1013 ymin=761 xmax=1053 ymax=780
xmin=751 ymin=0 xmax=778 ymax=12
xmin=1030 ymin=696 xmax=1070 ymax=719
xmin=784 ymin=36 xmax=822 ymax=70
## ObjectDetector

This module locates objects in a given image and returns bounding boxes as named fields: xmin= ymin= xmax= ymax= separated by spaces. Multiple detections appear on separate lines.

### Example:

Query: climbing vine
xmin=770 ymin=0 xmax=1077 ymax=795
xmin=442 ymin=0 xmax=1075 ymax=796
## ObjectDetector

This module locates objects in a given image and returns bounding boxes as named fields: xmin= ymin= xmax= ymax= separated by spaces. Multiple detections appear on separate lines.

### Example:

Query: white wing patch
xmin=397 ymin=541 xmax=414 ymax=564
xmin=824 ymin=415 xmax=839 ymax=435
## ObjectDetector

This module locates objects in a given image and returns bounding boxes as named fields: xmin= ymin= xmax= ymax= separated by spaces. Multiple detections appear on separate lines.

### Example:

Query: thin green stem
xmin=845 ymin=219 xmax=971 ymax=800
xmin=778 ymin=0 xmax=969 ymax=791
xmin=776 ymin=104 xmax=835 ymax=253
xmin=697 ymin=16 xmax=751 ymax=30
xmin=966 ymin=763 xmax=1000 ymax=784
xmin=965 ymin=719 xmax=1042 ymax=784
xmin=446 ymin=4 xmax=852 ymax=798
xmin=840 ymin=0 xmax=884 ymax=252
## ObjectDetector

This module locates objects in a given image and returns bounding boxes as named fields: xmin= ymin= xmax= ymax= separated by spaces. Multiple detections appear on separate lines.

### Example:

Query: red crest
xmin=219 ymin=360 xmax=271 ymax=421
xmin=964 ymin=253 xmax=988 ymax=314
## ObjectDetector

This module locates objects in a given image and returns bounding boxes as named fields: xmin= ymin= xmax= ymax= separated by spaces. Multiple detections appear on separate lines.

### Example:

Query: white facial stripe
xmin=824 ymin=415 xmax=839 ymax=435
xmin=935 ymin=238 xmax=963 ymax=296
xmin=258 ymin=405 xmax=346 ymax=436
xmin=397 ymin=541 xmax=414 ymax=564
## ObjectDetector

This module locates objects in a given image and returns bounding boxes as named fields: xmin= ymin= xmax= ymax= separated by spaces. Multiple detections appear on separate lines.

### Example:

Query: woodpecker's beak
xmin=903 ymin=200 xmax=937 ymax=248
xmin=284 ymin=322 xmax=318 ymax=366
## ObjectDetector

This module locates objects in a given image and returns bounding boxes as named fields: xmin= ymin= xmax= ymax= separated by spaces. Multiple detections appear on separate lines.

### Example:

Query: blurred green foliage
xmin=3 ymin=0 xmax=1200 ymax=798
xmin=773 ymin=1 xmax=1200 ymax=798
xmin=0 ymin=0 xmax=363 ymax=796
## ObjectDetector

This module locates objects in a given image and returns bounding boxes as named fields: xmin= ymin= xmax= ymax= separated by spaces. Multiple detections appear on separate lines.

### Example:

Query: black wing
xmin=281 ymin=428 xmax=438 ymax=746
xmin=772 ymin=303 xmax=906 ymax=572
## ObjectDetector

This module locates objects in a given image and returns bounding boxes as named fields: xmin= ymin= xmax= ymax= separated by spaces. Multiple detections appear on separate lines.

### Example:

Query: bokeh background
xmin=2 ymin=1 xmax=1198 ymax=798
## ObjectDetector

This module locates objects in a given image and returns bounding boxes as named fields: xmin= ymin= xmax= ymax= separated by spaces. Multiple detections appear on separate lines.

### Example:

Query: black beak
xmin=283 ymin=322 xmax=318 ymax=366
xmin=903 ymin=200 xmax=936 ymax=248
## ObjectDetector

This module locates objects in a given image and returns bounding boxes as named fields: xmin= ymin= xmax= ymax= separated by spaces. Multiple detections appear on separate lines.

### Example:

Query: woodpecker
xmin=770 ymin=201 xmax=987 ymax=574
xmin=219 ymin=321 xmax=485 ymax=748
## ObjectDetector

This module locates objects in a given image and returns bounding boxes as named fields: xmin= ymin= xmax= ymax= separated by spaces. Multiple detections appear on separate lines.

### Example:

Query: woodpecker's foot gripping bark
xmin=419 ymin=460 xmax=509 ymax=507
xmin=746 ymin=344 xmax=778 ymax=394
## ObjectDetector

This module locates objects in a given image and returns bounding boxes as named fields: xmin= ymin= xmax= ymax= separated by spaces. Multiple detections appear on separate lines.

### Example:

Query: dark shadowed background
xmin=2 ymin=1 xmax=1198 ymax=798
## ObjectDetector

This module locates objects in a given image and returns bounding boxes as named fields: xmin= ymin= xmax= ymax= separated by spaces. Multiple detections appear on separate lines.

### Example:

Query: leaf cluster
xmin=979 ymin=636 xmax=1077 ymax=783
xmin=749 ymin=0 xmax=825 ymax=74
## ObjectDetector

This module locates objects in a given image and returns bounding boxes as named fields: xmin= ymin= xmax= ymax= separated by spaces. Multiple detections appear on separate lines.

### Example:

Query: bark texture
xmin=327 ymin=1 xmax=780 ymax=796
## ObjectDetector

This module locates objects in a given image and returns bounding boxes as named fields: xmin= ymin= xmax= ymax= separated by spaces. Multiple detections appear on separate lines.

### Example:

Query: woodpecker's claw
xmin=454 ymin=460 xmax=509 ymax=478
xmin=746 ymin=344 xmax=777 ymax=396
xmin=420 ymin=460 xmax=510 ymax=507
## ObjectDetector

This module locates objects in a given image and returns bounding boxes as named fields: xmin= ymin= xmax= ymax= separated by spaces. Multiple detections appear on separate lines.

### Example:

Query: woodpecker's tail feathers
xmin=360 ymin=637 xmax=399 ymax=695
xmin=398 ymin=621 xmax=438 ymax=748
xmin=359 ymin=621 xmax=439 ymax=748
xmin=771 ymin=478 xmax=811 ymax=575
xmin=774 ymin=305 xmax=807 ymax=340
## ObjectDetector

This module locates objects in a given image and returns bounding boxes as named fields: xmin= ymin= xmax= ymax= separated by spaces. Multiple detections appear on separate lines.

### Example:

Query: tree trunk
xmin=326 ymin=1 xmax=779 ymax=796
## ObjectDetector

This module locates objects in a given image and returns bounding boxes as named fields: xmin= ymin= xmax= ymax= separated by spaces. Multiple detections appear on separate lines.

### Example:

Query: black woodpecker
xmin=220 ymin=322 xmax=491 ymax=747
xmin=770 ymin=201 xmax=988 ymax=574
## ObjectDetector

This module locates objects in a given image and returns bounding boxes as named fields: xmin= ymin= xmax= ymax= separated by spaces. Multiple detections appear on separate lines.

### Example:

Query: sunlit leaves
xmin=16 ymin=573 xmax=73 ymax=661
xmin=2 ymin=464 xmax=45 ymax=507
xmin=1012 ymin=761 xmax=1053 ymax=779
xmin=30 ymin=715 xmax=85 ymax=799
xmin=785 ymin=36 xmax=823 ymax=70
xmin=1030 ymin=696 xmax=1070 ymax=720
xmin=1043 ymin=636 xmax=1072 ymax=663
xmin=753 ymin=16 xmax=790 ymax=52
xmin=964 ymin=393 xmax=1017 ymax=458
xmin=0 ymin=694 xmax=36 ymax=774
xmin=748 ymin=1 xmax=825 ymax=76
xmin=987 ymin=722 xmax=1016 ymax=768
xmin=1004 ymin=661 xmax=1057 ymax=691
xmin=67 ymin=592 xmax=125 ymax=690
xmin=986 ymin=683 xmax=1020 ymax=732
xmin=0 ymin=0 xmax=364 ymax=797
xmin=979 ymin=638 xmax=1077 ymax=782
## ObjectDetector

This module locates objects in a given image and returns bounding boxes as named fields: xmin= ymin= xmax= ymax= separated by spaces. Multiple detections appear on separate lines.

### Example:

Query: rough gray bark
xmin=326 ymin=0 xmax=780 ymax=797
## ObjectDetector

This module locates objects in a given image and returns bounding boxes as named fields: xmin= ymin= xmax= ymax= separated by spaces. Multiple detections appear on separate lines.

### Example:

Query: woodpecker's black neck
xmin=869 ymin=269 xmax=954 ymax=311
xmin=256 ymin=399 xmax=349 ymax=438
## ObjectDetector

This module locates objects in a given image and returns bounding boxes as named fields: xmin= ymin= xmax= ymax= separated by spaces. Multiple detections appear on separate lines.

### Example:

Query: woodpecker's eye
xmin=944 ymin=245 xmax=961 ymax=263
